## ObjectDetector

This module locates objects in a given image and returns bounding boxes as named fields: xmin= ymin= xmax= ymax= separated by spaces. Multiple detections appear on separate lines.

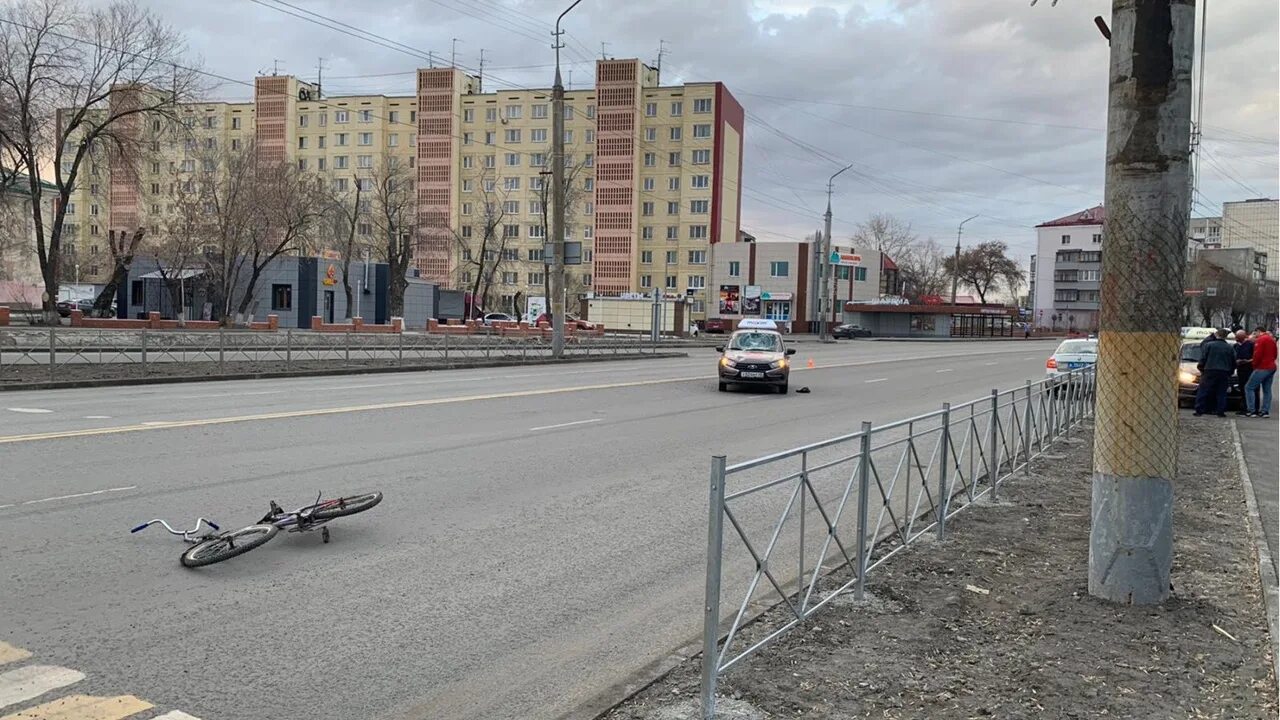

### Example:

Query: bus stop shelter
xmin=843 ymin=302 xmax=1018 ymax=338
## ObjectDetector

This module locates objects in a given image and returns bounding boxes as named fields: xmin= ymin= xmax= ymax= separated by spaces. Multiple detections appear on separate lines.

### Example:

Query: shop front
xmin=844 ymin=302 xmax=1018 ymax=338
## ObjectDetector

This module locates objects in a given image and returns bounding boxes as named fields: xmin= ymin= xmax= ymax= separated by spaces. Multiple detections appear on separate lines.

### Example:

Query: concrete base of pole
xmin=1088 ymin=473 xmax=1173 ymax=604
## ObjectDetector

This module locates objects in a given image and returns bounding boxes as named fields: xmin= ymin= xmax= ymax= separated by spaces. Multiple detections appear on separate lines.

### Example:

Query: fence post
xmin=345 ymin=331 xmax=351 ymax=365
xmin=443 ymin=332 xmax=450 ymax=363
xmin=398 ymin=331 xmax=404 ymax=367
xmin=48 ymin=327 xmax=55 ymax=382
xmin=1023 ymin=380 xmax=1033 ymax=477
xmin=286 ymin=328 xmax=293 ymax=371
xmin=988 ymin=388 xmax=1000 ymax=500
xmin=968 ymin=403 xmax=977 ymax=503
xmin=855 ymin=420 xmax=872 ymax=600
xmin=218 ymin=328 xmax=225 ymax=374
xmin=701 ymin=455 xmax=727 ymax=720
xmin=799 ymin=451 xmax=807 ymax=599
xmin=140 ymin=329 xmax=148 ymax=377
xmin=1048 ymin=378 xmax=1058 ymax=442
xmin=937 ymin=403 xmax=951 ymax=541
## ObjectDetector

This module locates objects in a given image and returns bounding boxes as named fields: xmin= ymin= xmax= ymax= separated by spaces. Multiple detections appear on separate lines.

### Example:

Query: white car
xmin=481 ymin=312 xmax=516 ymax=326
xmin=1046 ymin=338 xmax=1098 ymax=380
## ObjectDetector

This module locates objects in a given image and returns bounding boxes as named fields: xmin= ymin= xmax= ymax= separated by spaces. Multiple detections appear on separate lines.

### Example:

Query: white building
xmin=1031 ymin=205 xmax=1104 ymax=332
xmin=1221 ymin=199 xmax=1279 ymax=282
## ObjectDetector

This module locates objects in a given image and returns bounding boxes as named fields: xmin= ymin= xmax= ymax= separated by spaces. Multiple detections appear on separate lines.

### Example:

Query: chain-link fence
xmin=0 ymin=327 xmax=689 ymax=386
xmin=699 ymin=367 xmax=1097 ymax=718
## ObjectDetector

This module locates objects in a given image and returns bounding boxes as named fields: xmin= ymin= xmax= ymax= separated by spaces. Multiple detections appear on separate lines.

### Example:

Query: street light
xmin=819 ymin=163 xmax=853 ymax=341
xmin=549 ymin=0 xmax=584 ymax=359
xmin=950 ymin=215 xmax=979 ymax=305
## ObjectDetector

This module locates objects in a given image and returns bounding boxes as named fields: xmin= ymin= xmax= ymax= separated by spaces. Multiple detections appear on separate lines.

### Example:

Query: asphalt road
xmin=0 ymin=338 xmax=1058 ymax=720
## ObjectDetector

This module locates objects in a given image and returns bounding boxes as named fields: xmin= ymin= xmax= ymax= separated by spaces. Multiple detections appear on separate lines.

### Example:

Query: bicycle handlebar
xmin=130 ymin=518 xmax=220 ymax=536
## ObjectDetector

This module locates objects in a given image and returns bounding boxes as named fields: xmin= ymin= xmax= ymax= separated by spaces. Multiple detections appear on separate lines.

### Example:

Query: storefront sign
xmin=322 ymin=263 xmax=338 ymax=286
xmin=742 ymin=285 xmax=761 ymax=315
xmin=761 ymin=291 xmax=793 ymax=301
xmin=719 ymin=285 xmax=740 ymax=315
xmin=829 ymin=252 xmax=863 ymax=266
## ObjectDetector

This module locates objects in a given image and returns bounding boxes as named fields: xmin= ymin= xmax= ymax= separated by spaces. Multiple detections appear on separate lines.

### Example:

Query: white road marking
xmin=6 ymin=408 xmax=52 ymax=414
xmin=983 ymin=362 xmax=999 ymax=366
xmin=19 ymin=486 xmax=137 ymax=506
xmin=936 ymin=368 xmax=954 ymax=373
xmin=864 ymin=378 xmax=888 ymax=384
xmin=0 ymin=505 xmax=13 ymax=511
xmin=175 ymin=390 xmax=282 ymax=400
xmin=529 ymin=418 xmax=602 ymax=432
xmin=0 ymin=665 xmax=85 ymax=710
xmin=140 ymin=421 xmax=170 ymax=426
xmin=83 ymin=415 xmax=112 ymax=419
xmin=153 ymin=712 xmax=203 ymax=720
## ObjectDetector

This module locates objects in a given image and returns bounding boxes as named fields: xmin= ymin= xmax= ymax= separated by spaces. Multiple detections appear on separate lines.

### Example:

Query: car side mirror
xmin=786 ymin=348 xmax=796 ymax=356
xmin=715 ymin=346 xmax=724 ymax=353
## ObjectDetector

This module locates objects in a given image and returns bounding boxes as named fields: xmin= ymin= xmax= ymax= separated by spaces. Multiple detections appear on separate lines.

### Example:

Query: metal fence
xmin=699 ymin=366 xmax=1097 ymax=718
xmin=0 ymin=327 xmax=683 ymax=385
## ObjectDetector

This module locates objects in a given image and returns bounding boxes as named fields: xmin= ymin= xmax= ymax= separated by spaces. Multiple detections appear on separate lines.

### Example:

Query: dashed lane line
xmin=0 ymin=666 xmax=85 ymax=711
xmin=16 ymin=487 xmax=137 ymax=507
xmin=0 ymin=694 xmax=151 ymax=720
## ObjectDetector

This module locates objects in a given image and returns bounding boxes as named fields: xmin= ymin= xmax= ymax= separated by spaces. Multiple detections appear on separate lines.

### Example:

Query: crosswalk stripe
xmin=0 ymin=666 xmax=85 ymax=711
xmin=0 ymin=645 xmax=30 ymax=667
xmin=152 ymin=712 xmax=201 ymax=720
xmin=0 ymin=694 xmax=152 ymax=720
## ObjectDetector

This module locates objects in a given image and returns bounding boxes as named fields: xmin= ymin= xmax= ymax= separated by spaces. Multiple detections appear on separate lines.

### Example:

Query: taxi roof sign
xmin=737 ymin=318 xmax=779 ymax=330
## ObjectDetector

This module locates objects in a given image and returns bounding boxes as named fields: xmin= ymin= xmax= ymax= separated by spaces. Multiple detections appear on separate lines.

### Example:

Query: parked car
xmin=716 ymin=328 xmax=795 ymax=394
xmin=533 ymin=312 xmax=597 ymax=330
xmin=1177 ymin=338 xmax=1241 ymax=407
xmin=1045 ymin=338 xmax=1098 ymax=381
xmin=832 ymin=323 xmax=872 ymax=339
xmin=481 ymin=312 xmax=516 ymax=326
xmin=55 ymin=298 xmax=99 ymax=317
xmin=703 ymin=318 xmax=728 ymax=334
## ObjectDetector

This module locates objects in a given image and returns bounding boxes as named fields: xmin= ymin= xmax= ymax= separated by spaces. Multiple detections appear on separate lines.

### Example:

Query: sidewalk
xmin=607 ymin=416 xmax=1276 ymax=720
xmin=1237 ymin=418 xmax=1278 ymax=576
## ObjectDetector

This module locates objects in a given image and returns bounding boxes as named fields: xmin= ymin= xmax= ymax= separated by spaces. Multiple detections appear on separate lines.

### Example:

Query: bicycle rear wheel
xmin=309 ymin=492 xmax=383 ymax=521
xmin=180 ymin=524 xmax=279 ymax=568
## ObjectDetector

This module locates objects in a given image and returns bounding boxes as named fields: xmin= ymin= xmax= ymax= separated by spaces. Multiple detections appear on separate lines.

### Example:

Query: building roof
xmin=881 ymin=254 xmax=898 ymax=271
xmin=1037 ymin=205 xmax=1105 ymax=228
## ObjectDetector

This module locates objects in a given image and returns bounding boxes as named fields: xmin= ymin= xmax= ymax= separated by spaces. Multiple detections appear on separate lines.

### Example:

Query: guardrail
xmin=0 ymin=327 xmax=677 ymax=384
xmin=699 ymin=366 xmax=1097 ymax=718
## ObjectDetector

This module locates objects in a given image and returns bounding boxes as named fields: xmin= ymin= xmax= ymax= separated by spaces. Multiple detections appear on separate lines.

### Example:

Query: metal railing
xmin=700 ymin=366 xmax=1096 ymax=718
xmin=0 ymin=327 xmax=676 ymax=384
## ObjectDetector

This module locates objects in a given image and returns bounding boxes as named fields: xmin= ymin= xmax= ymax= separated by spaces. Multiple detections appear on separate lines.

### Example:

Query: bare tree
xmin=894 ymin=237 xmax=950 ymax=301
xmin=852 ymin=213 xmax=917 ymax=261
xmin=0 ymin=0 xmax=201 ymax=323
xmin=322 ymin=174 xmax=365 ymax=319
xmin=533 ymin=151 xmax=589 ymax=318
xmin=454 ymin=175 xmax=510 ymax=314
xmin=93 ymin=226 xmax=144 ymax=315
xmin=943 ymin=240 xmax=1025 ymax=304
xmin=152 ymin=170 xmax=206 ymax=324
xmin=368 ymin=154 xmax=414 ymax=317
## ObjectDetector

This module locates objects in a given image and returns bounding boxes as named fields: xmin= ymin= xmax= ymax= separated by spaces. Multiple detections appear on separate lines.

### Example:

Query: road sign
xmin=1183 ymin=289 xmax=1204 ymax=296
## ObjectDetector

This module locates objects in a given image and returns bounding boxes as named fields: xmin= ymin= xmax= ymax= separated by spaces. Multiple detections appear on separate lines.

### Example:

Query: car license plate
xmin=1066 ymin=362 xmax=1086 ymax=369
xmin=740 ymin=371 xmax=764 ymax=379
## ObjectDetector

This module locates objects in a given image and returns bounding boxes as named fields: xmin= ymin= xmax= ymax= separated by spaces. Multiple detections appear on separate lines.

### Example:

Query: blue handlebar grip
xmin=130 ymin=523 xmax=149 ymax=533
xmin=206 ymin=521 xmax=220 ymax=530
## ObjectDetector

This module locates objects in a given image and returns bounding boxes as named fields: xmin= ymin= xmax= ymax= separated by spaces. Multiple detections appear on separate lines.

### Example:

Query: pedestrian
xmin=1244 ymin=326 xmax=1276 ymax=418
xmin=1023 ymin=323 xmax=1031 ymax=340
xmin=1195 ymin=328 xmax=1236 ymax=418
xmin=1234 ymin=330 xmax=1257 ymax=415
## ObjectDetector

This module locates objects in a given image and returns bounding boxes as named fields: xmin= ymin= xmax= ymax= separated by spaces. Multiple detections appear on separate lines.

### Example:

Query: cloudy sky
xmin=114 ymin=0 xmax=1277 ymax=261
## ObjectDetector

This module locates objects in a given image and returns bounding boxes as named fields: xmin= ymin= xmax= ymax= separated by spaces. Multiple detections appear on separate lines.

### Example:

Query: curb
xmin=1229 ymin=419 xmax=1280 ymax=691
xmin=0 ymin=352 xmax=689 ymax=392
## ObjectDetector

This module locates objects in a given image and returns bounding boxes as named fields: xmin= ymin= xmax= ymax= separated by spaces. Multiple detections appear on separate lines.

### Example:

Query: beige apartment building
xmin=63 ymin=59 xmax=744 ymax=321
xmin=1221 ymin=198 xmax=1279 ymax=282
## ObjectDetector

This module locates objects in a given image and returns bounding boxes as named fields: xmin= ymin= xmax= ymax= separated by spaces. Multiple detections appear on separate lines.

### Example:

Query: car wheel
xmin=778 ymin=382 xmax=788 ymax=394
xmin=718 ymin=382 xmax=728 ymax=392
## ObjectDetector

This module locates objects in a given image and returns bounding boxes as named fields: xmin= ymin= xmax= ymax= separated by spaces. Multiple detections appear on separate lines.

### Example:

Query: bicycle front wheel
xmin=309 ymin=492 xmax=383 ymax=521
xmin=180 ymin=524 xmax=279 ymax=568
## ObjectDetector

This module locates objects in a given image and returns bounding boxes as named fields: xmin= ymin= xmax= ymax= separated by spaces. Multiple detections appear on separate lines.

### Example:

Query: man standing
xmin=1195 ymin=329 xmax=1236 ymax=417
xmin=1245 ymin=326 xmax=1276 ymax=418
xmin=1234 ymin=330 xmax=1256 ymax=416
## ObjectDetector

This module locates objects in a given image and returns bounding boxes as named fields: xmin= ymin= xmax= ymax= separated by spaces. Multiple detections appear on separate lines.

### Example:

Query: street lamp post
xmin=819 ymin=164 xmax=853 ymax=340
xmin=950 ymin=215 xmax=979 ymax=304
xmin=549 ymin=0 xmax=584 ymax=359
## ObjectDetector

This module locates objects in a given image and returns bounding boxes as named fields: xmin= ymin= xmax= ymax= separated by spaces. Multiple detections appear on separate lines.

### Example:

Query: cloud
xmin=115 ymin=0 xmax=1278 ymax=259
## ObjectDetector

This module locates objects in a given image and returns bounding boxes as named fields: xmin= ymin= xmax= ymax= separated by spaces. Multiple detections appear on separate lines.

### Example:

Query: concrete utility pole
xmin=820 ymin=164 xmax=852 ymax=340
xmin=950 ymin=214 xmax=978 ymax=304
xmin=1089 ymin=0 xmax=1195 ymax=605
xmin=550 ymin=0 xmax=583 ymax=358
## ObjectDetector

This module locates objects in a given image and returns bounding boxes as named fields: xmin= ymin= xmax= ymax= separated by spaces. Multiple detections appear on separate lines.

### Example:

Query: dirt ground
xmin=606 ymin=416 xmax=1277 ymax=719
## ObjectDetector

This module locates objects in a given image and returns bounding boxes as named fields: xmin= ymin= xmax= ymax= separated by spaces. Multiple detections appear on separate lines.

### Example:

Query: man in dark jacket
xmin=1234 ymin=330 xmax=1256 ymax=415
xmin=1196 ymin=329 xmax=1236 ymax=417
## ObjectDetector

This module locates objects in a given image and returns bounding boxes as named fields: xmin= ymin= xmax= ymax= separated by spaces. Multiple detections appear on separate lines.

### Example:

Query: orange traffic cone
xmin=806 ymin=358 xmax=815 ymax=369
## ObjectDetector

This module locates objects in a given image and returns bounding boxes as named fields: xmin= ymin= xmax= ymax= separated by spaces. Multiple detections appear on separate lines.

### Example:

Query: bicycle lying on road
xmin=131 ymin=491 xmax=383 ymax=568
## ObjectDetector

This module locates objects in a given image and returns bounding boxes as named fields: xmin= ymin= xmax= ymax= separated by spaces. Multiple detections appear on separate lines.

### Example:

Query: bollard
xmin=988 ymin=388 xmax=1000 ymax=500
xmin=700 ymin=455 xmax=727 ymax=720
xmin=937 ymin=403 xmax=951 ymax=541
xmin=855 ymin=421 xmax=873 ymax=600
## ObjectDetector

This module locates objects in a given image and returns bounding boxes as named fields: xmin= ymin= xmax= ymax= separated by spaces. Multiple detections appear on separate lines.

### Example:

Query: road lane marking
xmin=5 ymin=409 xmax=51 ymax=414
xmin=0 ymin=694 xmax=152 ymax=720
xmin=83 ymin=416 xmax=112 ymax=420
xmin=0 ymin=666 xmax=85 ymax=711
xmin=173 ymin=390 xmax=282 ymax=400
xmin=153 ymin=713 xmax=202 ymax=720
xmin=18 ymin=486 xmax=137 ymax=507
xmin=0 ymin=351 xmax=1020 ymax=445
xmin=983 ymin=362 xmax=999 ymax=366
xmin=936 ymin=368 xmax=954 ymax=373
xmin=864 ymin=378 xmax=888 ymax=384
xmin=0 ymin=645 xmax=30 ymax=667
xmin=529 ymin=418 xmax=602 ymax=432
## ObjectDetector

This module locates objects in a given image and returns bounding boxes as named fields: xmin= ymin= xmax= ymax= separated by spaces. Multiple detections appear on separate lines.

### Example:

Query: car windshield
xmin=1180 ymin=344 xmax=1202 ymax=362
xmin=1056 ymin=340 xmax=1097 ymax=355
xmin=729 ymin=332 xmax=782 ymax=352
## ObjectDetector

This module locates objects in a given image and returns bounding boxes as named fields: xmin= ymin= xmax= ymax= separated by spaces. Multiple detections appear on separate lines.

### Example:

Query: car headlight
xmin=770 ymin=359 xmax=788 ymax=369
xmin=1178 ymin=370 xmax=1198 ymax=384
xmin=720 ymin=357 xmax=737 ymax=368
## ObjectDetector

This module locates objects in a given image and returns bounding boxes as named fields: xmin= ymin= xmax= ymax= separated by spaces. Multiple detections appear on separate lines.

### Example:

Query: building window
xmin=688 ymin=250 xmax=706 ymax=264
xmin=298 ymin=158 xmax=307 ymax=171
xmin=461 ymin=226 xmax=473 ymax=239
xmin=502 ymin=248 xmax=519 ymax=261
xmin=318 ymin=158 xmax=326 ymax=170
xmin=505 ymin=129 xmax=521 ymax=143
xmin=669 ymin=152 xmax=681 ymax=167
xmin=359 ymin=110 xmax=372 ymax=123
xmin=671 ymin=101 xmax=683 ymax=116
xmin=358 ymin=222 xmax=372 ymax=236
xmin=528 ymin=248 xmax=544 ymax=261
xmin=645 ymin=127 xmax=657 ymax=142
xmin=690 ymin=225 xmax=707 ymax=239
xmin=358 ymin=132 xmax=373 ymax=146
xmin=462 ymin=155 xmax=474 ymax=169
xmin=668 ymin=177 xmax=680 ymax=191
xmin=462 ymin=202 xmax=473 ymax=215
xmin=336 ymin=133 xmax=348 ymax=146
xmin=335 ymin=156 xmax=349 ymax=169
xmin=665 ymin=275 xmax=677 ymax=289
xmin=463 ymin=108 xmax=474 ymax=123
xmin=688 ymin=275 xmax=705 ymax=289
xmin=505 ymin=104 xmax=522 ymax=119
xmin=854 ymin=266 xmax=868 ymax=282
xmin=667 ymin=226 xmax=679 ymax=240
xmin=231 ymin=139 xmax=241 ymax=150
xmin=271 ymin=284 xmax=292 ymax=311
xmin=502 ymin=271 xmax=518 ymax=284
xmin=358 ymin=155 xmax=372 ymax=168
xmin=692 ymin=175 xmax=709 ymax=189
xmin=319 ymin=136 xmax=326 ymax=148
xmin=584 ymin=153 xmax=593 ymax=167
xmin=529 ymin=224 xmax=545 ymax=238
xmin=485 ymin=155 xmax=497 ymax=168
xmin=584 ymin=178 xmax=593 ymax=191
xmin=529 ymin=200 xmax=543 ymax=214
xmin=693 ymin=124 xmax=711 ymax=138
xmin=642 ymin=202 xmax=654 ymax=216
xmin=645 ymin=102 xmax=657 ymax=117
xmin=232 ymin=117 xmax=241 ymax=129
xmin=728 ymin=261 xmax=740 ymax=277
xmin=387 ymin=133 xmax=399 ymax=147
xmin=1061 ymin=234 xmax=1070 ymax=244
xmin=486 ymin=108 xmax=498 ymax=122
xmin=503 ymin=177 xmax=521 ymax=191
xmin=531 ymin=153 xmax=546 ymax=167
xmin=1092 ymin=233 xmax=1102 ymax=244
xmin=770 ymin=261 xmax=789 ymax=278
xmin=335 ymin=110 xmax=349 ymax=123
xmin=692 ymin=149 xmax=710 ymax=164
xmin=667 ymin=201 xmax=679 ymax=215
xmin=484 ymin=131 xmax=495 ymax=145
xmin=333 ymin=178 xmax=348 ymax=192
xmin=643 ymin=177 xmax=655 ymax=191
xmin=693 ymin=98 xmax=712 ymax=113
xmin=640 ymin=274 xmax=652 ymax=288
xmin=298 ymin=114 xmax=308 ymax=128
xmin=484 ymin=179 xmax=496 ymax=193
xmin=463 ymin=132 xmax=473 ymax=146
xmin=641 ymin=251 xmax=653 ymax=264
xmin=1055 ymin=289 xmax=1080 ymax=302
xmin=503 ymin=201 xmax=520 ymax=214
xmin=644 ymin=153 xmax=656 ymax=167
xmin=388 ymin=111 xmax=399 ymax=123
xmin=690 ymin=200 xmax=708 ymax=214
xmin=532 ymin=104 xmax=548 ymax=119
xmin=531 ymin=128 xmax=547 ymax=143
xmin=641 ymin=226 xmax=653 ymax=240
xmin=528 ymin=272 xmax=544 ymax=285
xmin=586 ymin=129 xmax=595 ymax=143
xmin=1080 ymin=269 xmax=1101 ymax=281
xmin=563 ymin=130 xmax=573 ymax=143
xmin=670 ymin=127 xmax=682 ymax=141
xmin=666 ymin=250 xmax=678 ymax=264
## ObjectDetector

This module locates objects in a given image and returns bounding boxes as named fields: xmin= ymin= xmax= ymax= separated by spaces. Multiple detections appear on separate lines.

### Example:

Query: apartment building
xmin=1221 ymin=198 xmax=1279 ymax=282
xmin=1031 ymin=205 xmax=1104 ymax=331
xmin=63 ymin=60 xmax=744 ymax=322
